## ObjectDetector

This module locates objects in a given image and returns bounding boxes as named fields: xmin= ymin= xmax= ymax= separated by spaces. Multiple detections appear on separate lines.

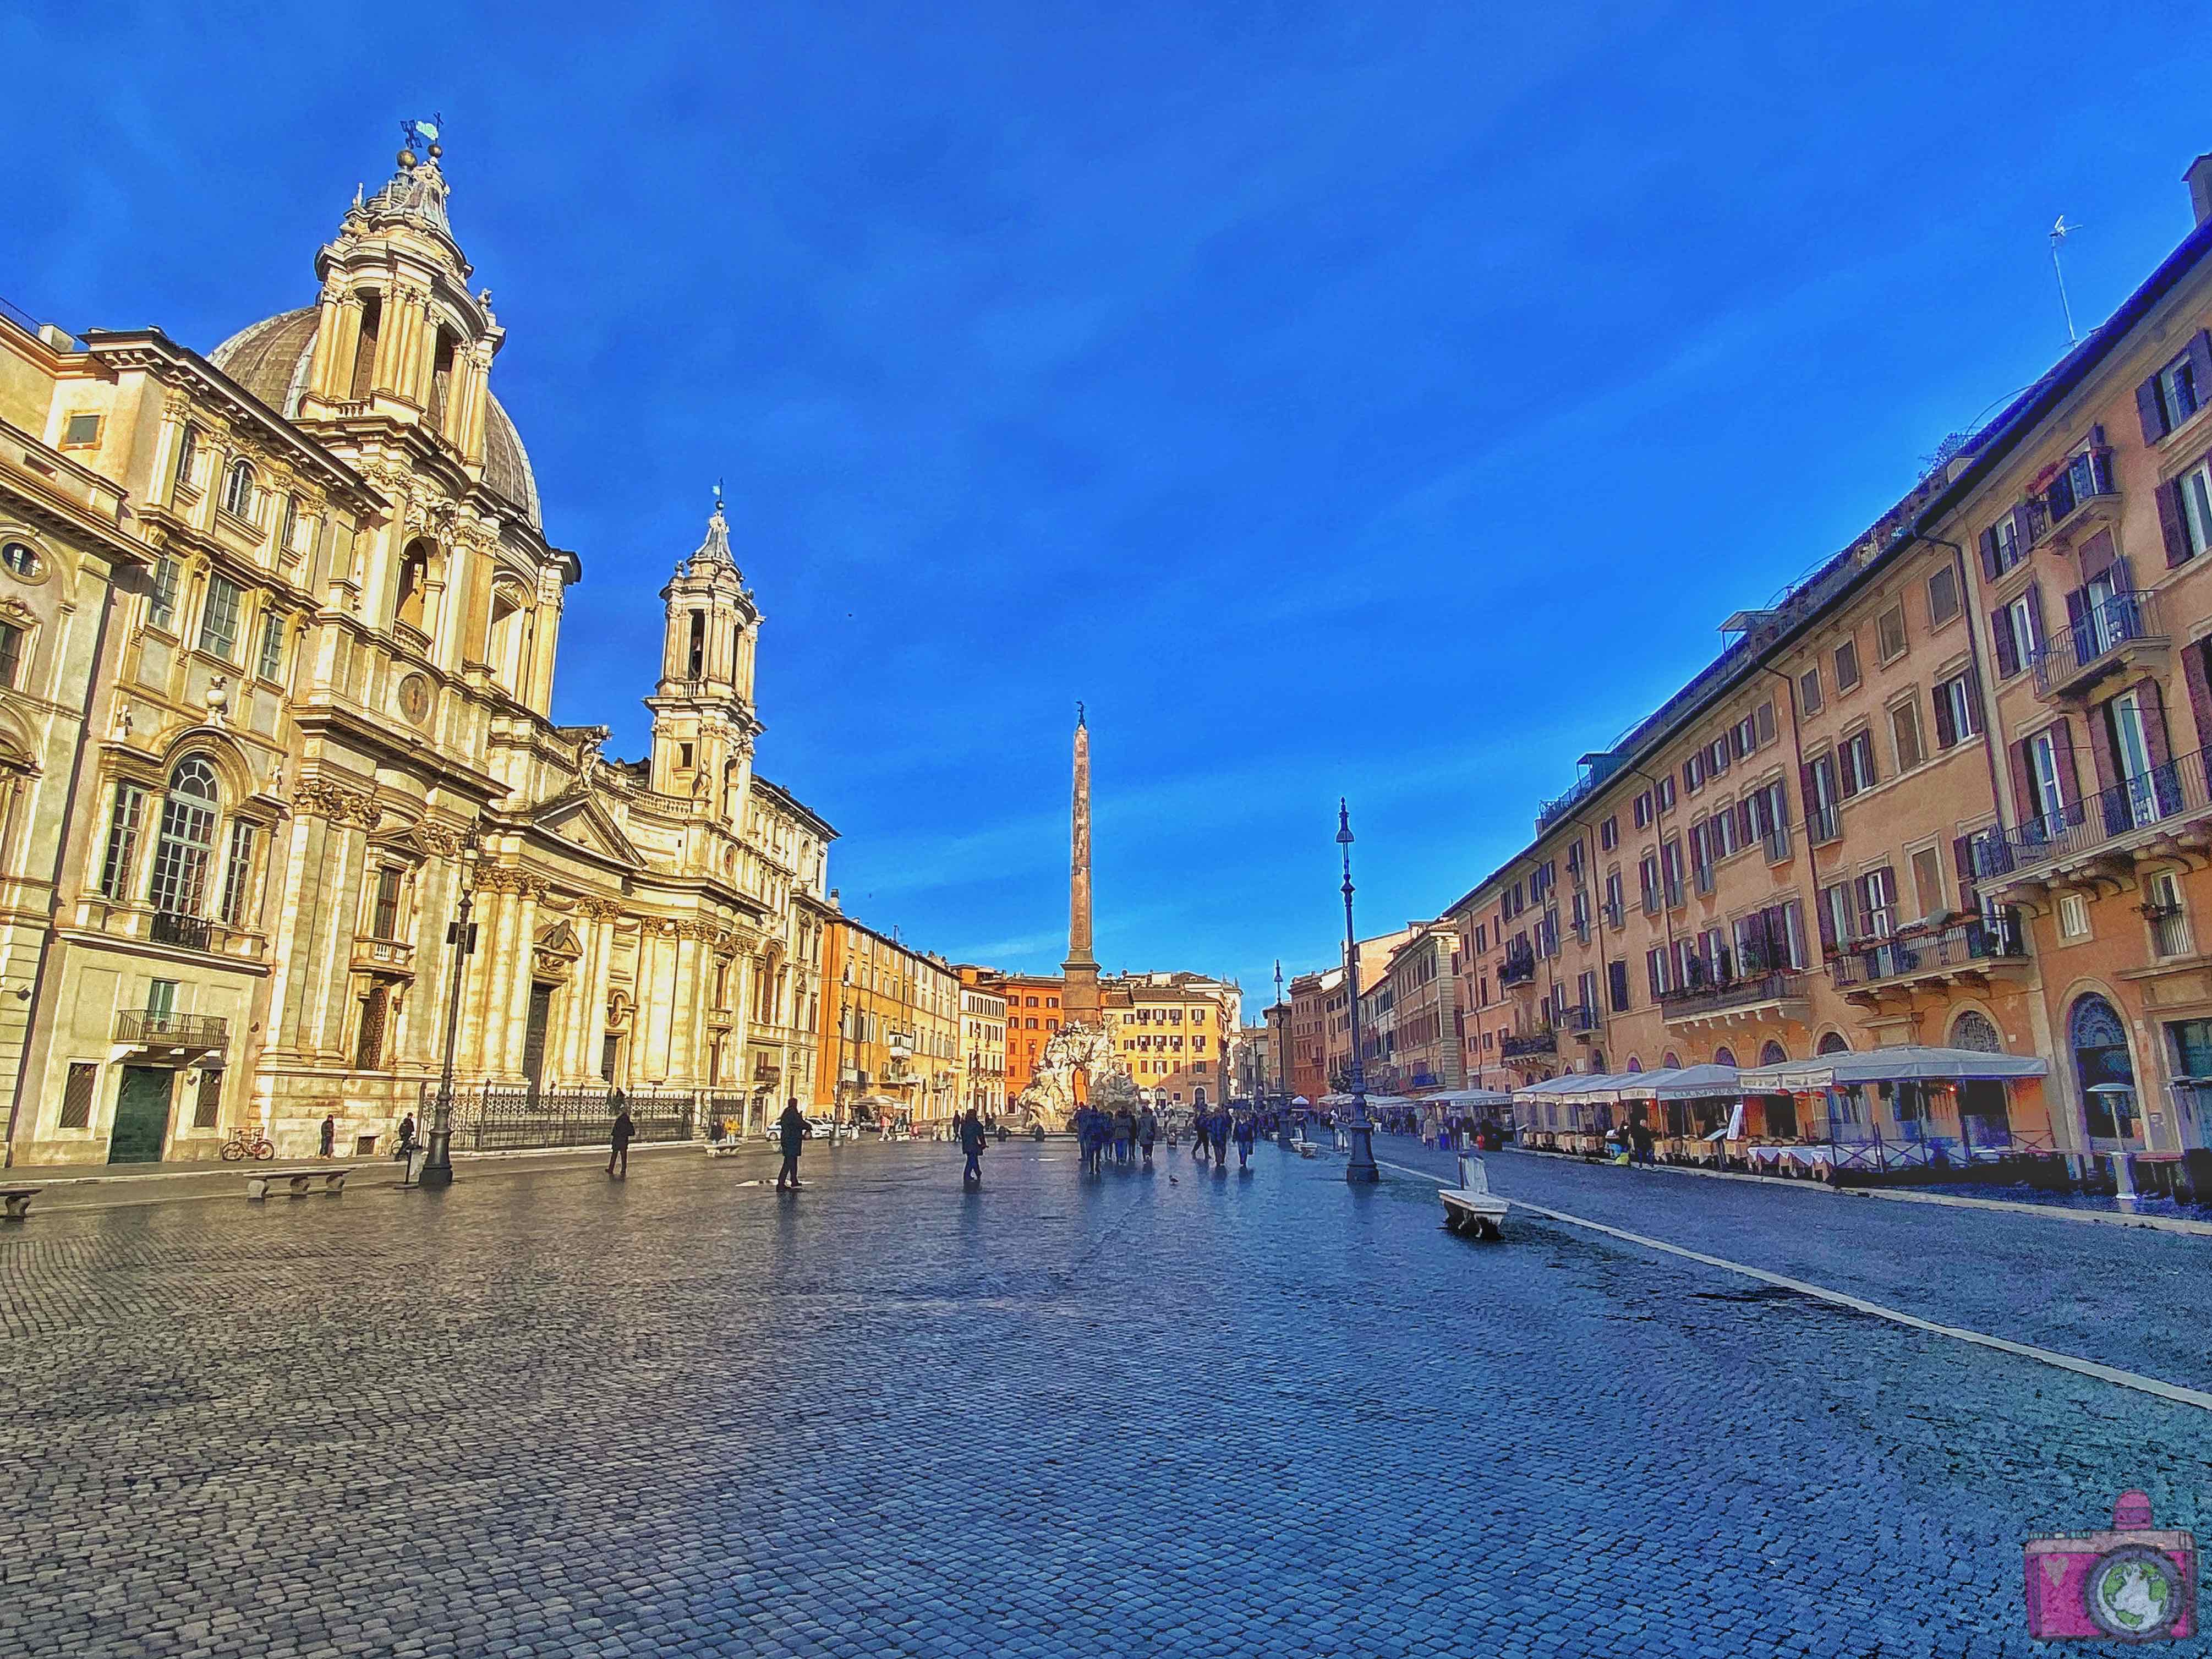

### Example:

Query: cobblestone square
xmin=3 ymin=1139 xmax=2207 ymax=1657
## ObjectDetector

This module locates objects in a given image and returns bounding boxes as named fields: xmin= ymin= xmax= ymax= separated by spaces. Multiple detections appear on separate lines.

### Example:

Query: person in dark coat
xmin=775 ymin=1097 xmax=811 ymax=1190
xmin=395 ymin=1113 xmax=418 ymax=1160
xmin=1233 ymin=1109 xmax=1257 ymax=1170
xmin=1137 ymin=1107 xmax=1158 ymax=1164
xmin=960 ymin=1109 xmax=987 ymax=1182
xmin=607 ymin=1103 xmax=635 ymax=1176
xmin=319 ymin=1114 xmax=336 ymax=1158
xmin=1113 ymin=1107 xmax=1135 ymax=1164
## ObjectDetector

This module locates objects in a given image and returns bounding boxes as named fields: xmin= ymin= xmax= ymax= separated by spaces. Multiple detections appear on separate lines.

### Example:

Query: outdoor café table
xmin=1746 ymin=1142 xmax=1835 ymax=1175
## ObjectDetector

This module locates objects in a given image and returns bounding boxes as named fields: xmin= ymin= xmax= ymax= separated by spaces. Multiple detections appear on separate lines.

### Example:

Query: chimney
xmin=2187 ymin=154 xmax=2212 ymax=228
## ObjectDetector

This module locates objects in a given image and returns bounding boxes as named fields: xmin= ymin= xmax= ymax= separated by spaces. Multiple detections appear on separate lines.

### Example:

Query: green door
xmin=108 ymin=1066 xmax=174 ymax=1164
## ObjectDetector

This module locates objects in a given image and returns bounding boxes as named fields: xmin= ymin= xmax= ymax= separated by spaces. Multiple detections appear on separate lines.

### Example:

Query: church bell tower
xmin=647 ymin=491 xmax=763 ymax=823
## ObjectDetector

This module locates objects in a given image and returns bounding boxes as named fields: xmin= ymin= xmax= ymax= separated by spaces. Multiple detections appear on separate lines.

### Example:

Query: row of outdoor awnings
xmin=1511 ymin=1045 xmax=2051 ymax=1108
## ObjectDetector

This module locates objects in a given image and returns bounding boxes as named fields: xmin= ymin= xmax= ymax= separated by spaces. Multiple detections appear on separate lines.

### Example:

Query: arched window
xmin=147 ymin=758 xmax=220 ymax=917
xmin=221 ymin=459 xmax=256 ymax=521
xmin=1949 ymin=1010 xmax=2001 ymax=1053
xmin=1624 ymin=1056 xmax=1642 ymax=1072
xmin=1661 ymin=1050 xmax=1680 ymax=1069
xmin=1713 ymin=1045 xmax=1738 ymax=1069
xmin=1759 ymin=1041 xmax=1787 ymax=1066
xmin=1817 ymin=1030 xmax=1851 ymax=1055
xmin=395 ymin=541 xmax=430 ymax=631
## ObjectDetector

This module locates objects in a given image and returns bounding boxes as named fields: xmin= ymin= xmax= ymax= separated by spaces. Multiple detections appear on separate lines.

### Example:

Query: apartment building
xmin=957 ymin=982 xmax=1007 ymax=1120
xmin=1285 ymin=967 xmax=1333 ymax=1101
xmin=1104 ymin=971 xmax=1238 ymax=1108
xmin=822 ymin=917 xmax=961 ymax=1128
xmin=1446 ymin=151 xmax=2212 ymax=1196
xmin=1362 ymin=924 xmax=1464 ymax=1093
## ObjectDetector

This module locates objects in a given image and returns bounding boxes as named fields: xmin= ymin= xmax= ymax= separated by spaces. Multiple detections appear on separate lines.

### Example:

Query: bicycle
xmin=220 ymin=1126 xmax=275 ymax=1162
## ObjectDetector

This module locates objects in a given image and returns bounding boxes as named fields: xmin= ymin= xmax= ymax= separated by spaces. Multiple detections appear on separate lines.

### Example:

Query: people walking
xmin=1234 ymin=1108 xmax=1256 ymax=1170
xmin=394 ymin=1113 xmax=418 ymax=1160
xmin=1138 ymin=1106 xmax=1158 ymax=1164
xmin=319 ymin=1113 xmax=336 ymax=1159
xmin=960 ymin=1108 xmax=987 ymax=1183
xmin=1113 ymin=1107 xmax=1135 ymax=1164
xmin=607 ymin=1103 xmax=634 ymax=1177
xmin=776 ymin=1096 xmax=811 ymax=1190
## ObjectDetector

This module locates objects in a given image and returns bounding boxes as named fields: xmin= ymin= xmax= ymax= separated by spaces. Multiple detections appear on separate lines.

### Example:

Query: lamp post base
xmin=1344 ymin=1123 xmax=1380 ymax=1184
xmin=418 ymin=1128 xmax=455 ymax=1189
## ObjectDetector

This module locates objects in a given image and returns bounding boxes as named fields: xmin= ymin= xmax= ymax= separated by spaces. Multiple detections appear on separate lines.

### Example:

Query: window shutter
xmin=2160 ymin=480 xmax=2191 ymax=567
xmin=2142 ymin=677 xmax=2175 ymax=774
xmin=2087 ymin=699 xmax=2119 ymax=795
xmin=1756 ymin=700 xmax=1776 ymax=746
xmin=2026 ymin=582 xmax=2044 ymax=651
xmin=1952 ymin=835 xmax=1978 ymax=912
xmin=2065 ymin=586 xmax=2089 ymax=654
xmin=1991 ymin=607 xmax=2019 ymax=677
xmin=1737 ymin=800 xmax=1754 ymax=845
xmin=1815 ymin=888 xmax=1838 ymax=952
xmin=2112 ymin=551 xmax=2135 ymax=593
xmin=2183 ymin=639 xmax=2212 ymax=758
xmin=2009 ymin=737 xmax=2039 ymax=825
xmin=2054 ymin=718 xmax=2083 ymax=809
xmin=2139 ymin=374 xmax=2172 ymax=444
xmin=1978 ymin=526 xmax=2001 ymax=580
xmin=2192 ymin=331 xmax=2212 ymax=404
xmin=1798 ymin=762 xmax=1819 ymax=828
xmin=1932 ymin=682 xmax=1957 ymax=749
xmin=2010 ymin=503 xmax=2039 ymax=554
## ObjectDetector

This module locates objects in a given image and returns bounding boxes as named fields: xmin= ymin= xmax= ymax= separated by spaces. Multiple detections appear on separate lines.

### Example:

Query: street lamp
xmin=834 ymin=963 xmax=852 ymax=1130
xmin=421 ymin=820 xmax=483 ymax=1188
xmin=1338 ymin=799 xmax=1378 ymax=1183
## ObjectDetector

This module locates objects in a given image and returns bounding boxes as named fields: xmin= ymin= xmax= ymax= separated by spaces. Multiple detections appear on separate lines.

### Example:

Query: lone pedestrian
xmin=1234 ymin=1108 xmax=1257 ymax=1170
xmin=395 ymin=1112 xmax=418 ymax=1160
xmin=319 ymin=1113 xmax=336 ymax=1159
xmin=776 ymin=1096 xmax=811 ymax=1190
xmin=960 ymin=1108 xmax=987 ymax=1183
xmin=607 ymin=1102 xmax=634 ymax=1177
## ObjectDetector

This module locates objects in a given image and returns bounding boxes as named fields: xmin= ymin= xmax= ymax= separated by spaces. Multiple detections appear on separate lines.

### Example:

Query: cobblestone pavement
xmin=2 ymin=1136 xmax=2206 ymax=1657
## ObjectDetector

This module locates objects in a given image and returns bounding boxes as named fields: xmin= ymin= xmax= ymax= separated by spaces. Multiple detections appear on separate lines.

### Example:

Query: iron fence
xmin=1826 ymin=909 xmax=2026 ymax=990
xmin=425 ymin=1082 xmax=698 ymax=1152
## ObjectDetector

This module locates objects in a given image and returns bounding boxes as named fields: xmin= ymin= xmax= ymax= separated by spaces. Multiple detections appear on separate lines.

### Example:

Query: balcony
xmin=1499 ymin=1026 xmax=1557 ymax=1058
xmin=114 ymin=1010 xmax=228 ymax=1052
xmin=2029 ymin=589 xmax=2166 ymax=703
xmin=1559 ymin=1005 xmax=1600 ymax=1040
xmin=150 ymin=911 xmax=213 ymax=952
xmin=1807 ymin=805 xmax=1841 ymax=847
xmin=351 ymin=935 xmax=415 ymax=975
xmin=2040 ymin=450 xmax=2120 ymax=546
xmin=1657 ymin=969 xmax=1810 ymax=1031
xmin=1499 ymin=951 xmax=1537 ymax=988
xmin=1974 ymin=747 xmax=2212 ymax=888
xmin=1827 ymin=911 xmax=2029 ymax=1003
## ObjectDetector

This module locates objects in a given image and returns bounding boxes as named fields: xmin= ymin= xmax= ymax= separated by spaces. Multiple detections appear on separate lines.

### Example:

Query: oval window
xmin=1 ymin=541 xmax=40 ymax=578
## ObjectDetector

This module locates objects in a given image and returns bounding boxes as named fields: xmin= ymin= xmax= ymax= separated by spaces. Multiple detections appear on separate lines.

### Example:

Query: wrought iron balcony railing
xmin=1499 ymin=952 xmax=1538 ymax=988
xmin=1826 ymin=910 xmax=2027 ymax=990
xmin=2029 ymin=588 xmax=2164 ymax=697
xmin=1499 ymin=1026 xmax=1557 ymax=1058
xmin=150 ymin=911 xmax=213 ymax=951
xmin=115 ymin=1009 xmax=228 ymax=1048
xmin=1657 ymin=969 xmax=1807 ymax=1020
xmin=1972 ymin=747 xmax=2212 ymax=878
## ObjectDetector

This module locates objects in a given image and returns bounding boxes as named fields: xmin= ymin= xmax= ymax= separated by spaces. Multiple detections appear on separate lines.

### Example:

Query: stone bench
xmin=1440 ymin=1154 xmax=1509 ymax=1241
xmin=245 ymin=1169 xmax=348 ymax=1201
xmin=1 ymin=1187 xmax=39 ymax=1220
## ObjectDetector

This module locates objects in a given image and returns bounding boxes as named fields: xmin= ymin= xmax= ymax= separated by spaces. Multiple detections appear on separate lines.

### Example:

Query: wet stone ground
xmin=2 ymin=1135 xmax=2206 ymax=1657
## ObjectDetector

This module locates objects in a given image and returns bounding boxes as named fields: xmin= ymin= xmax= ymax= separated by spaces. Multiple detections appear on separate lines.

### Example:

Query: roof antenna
xmin=2050 ymin=216 xmax=2082 ymax=345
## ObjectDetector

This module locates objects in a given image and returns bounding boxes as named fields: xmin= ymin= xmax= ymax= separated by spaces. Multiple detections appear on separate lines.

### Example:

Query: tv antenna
xmin=2050 ymin=216 xmax=2082 ymax=345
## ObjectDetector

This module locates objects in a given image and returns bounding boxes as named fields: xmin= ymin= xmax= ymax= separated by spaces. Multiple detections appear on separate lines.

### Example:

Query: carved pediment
xmin=527 ymin=786 xmax=644 ymax=870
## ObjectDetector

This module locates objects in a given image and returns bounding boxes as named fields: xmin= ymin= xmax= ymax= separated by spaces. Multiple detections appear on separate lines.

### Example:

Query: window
xmin=278 ymin=495 xmax=299 ymax=557
xmin=146 ymin=757 xmax=219 ymax=917
xmin=2146 ymin=346 xmax=2204 ymax=439
xmin=355 ymin=984 xmax=389 ymax=1070
xmin=0 ymin=540 xmax=38 ymax=578
xmin=1986 ymin=512 xmax=2025 ymax=576
xmin=2173 ymin=458 xmax=2212 ymax=564
xmin=1834 ymin=638 xmax=1861 ymax=692
xmin=1634 ymin=791 xmax=1652 ymax=829
xmin=1926 ymin=565 xmax=1961 ymax=628
xmin=0 ymin=622 xmax=21 ymax=690
xmin=1910 ymin=846 xmax=1945 ymax=920
xmin=256 ymin=611 xmax=286 ymax=681
xmin=1646 ymin=946 xmax=1669 ymax=998
xmin=1932 ymin=670 xmax=1981 ymax=748
xmin=174 ymin=423 xmax=200 ymax=489
xmin=1608 ymin=959 xmax=1630 ymax=1014
xmin=1838 ymin=730 xmax=1877 ymax=798
xmin=1657 ymin=775 xmax=1676 ymax=812
xmin=59 ymin=1063 xmax=96 ymax=1129
xmin=2058 ymin=891 xmax=2091 ymax=939
xmin=1638 ymin=853 xmax=1660 ymax=912
xmin=63 ymin=412 xmax=101 ymax=447
xmin=145 ymin=979 xmax=177 ymax=1019
xmin=1599 ymin=815 xmax=1617 ymax=851
xmin=220 ymin=458 xmax=256 ymax=521
xmin=395 ymin=544 xmax=429 ymax=630
xmin=193 ymin=1066 xmax=224 ymax=1129
xmin=1858 ymin=866 xmax=1899 ymax=939
xmin=98 ymin=782 xmax=147 ymax=900
xmin=1684 ymin=752 xmax=1704 ymax=793
xmin=148 ymin=557 xmax=179 ymax=630
xmin=1819 ymin=881 xmax=1856 ymax=951
xmin=1876 ymin=604 xmax=1908 ymax=664
xmin=198 ymin=575 xmax=243 ymax=661
xmin=677 ymin=742 xmax=693 ymax=768
xmin=370 ymin=866 xmax=403 ymax=940
xmin=1994 ymin=590 xmax=2042 ymax=679
xmin=1889 ymin=699 xmax=1924 ymax=772
xmin=2045 ymin=444 xmax=2113 ymax=521
xmin=216 ymin=822 xmax=257 ymax=928
xmin=1798 ymin=666 xmax=1822 ymax=715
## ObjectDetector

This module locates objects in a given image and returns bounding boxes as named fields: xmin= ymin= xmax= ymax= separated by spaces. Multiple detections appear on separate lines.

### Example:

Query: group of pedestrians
xmin=1184 ymin=1104 xmax=1261 ymax=1170
xmin=1072 ymin=1103 xmax=1158 ymax=1174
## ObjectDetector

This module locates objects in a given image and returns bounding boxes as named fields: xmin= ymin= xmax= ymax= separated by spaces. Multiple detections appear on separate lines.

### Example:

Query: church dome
xmin=208 ymin=306 xmax=541 ymax=529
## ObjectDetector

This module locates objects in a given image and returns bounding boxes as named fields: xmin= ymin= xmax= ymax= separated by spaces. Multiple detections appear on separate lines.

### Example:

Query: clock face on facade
xmin=397 ymin=673 xmax=431 ymax=726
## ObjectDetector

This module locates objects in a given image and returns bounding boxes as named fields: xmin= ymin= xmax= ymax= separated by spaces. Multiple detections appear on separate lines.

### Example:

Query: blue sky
xmin=8 ymin=2 xmax=2211 ymax=1011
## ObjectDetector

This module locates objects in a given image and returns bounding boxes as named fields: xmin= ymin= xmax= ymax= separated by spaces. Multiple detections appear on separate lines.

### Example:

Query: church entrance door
xmin=522 ymin=983 xmax=555 ymax=1092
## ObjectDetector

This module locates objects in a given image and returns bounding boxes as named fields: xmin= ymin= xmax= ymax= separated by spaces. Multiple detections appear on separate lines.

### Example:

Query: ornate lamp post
xmin=1338 ymin=800 xmax=1378 ymax=1183
xmin=833 ymin=963 xmax=852 ymax=1130
xmin=1275 ymin=958 xmax=1295 ymax=1148
xmin=421 ymin=822 xmax=483 ymax=1188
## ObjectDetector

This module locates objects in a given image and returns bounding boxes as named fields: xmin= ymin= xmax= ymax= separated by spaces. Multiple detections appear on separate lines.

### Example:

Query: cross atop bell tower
xmin=645 ymin=488 xmax=763 ymax=820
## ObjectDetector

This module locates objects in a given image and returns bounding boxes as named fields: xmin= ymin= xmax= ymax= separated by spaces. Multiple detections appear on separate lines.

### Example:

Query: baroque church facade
xmin=0 ymin=138 xmax=833 ymax=1165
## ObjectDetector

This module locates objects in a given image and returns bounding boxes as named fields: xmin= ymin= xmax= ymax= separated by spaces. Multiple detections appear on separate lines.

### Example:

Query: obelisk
xmin=1062 ymin=702 xmax=1101 ymax=1026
